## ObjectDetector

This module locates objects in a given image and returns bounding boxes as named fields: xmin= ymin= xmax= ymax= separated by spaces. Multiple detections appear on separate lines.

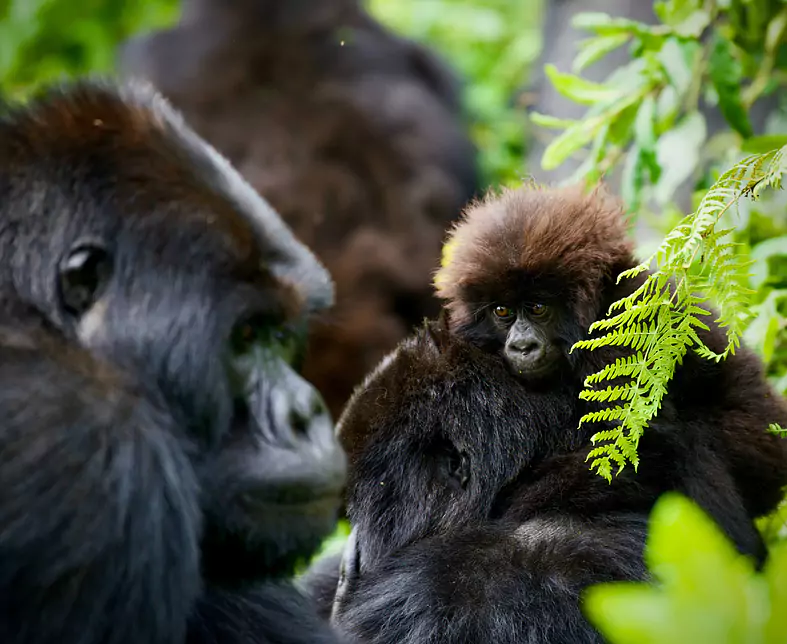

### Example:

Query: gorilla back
xmin=316 ymin=321 xmax=785 ymax=643
xmin=0 ymin=80 xmax=345 ymax=644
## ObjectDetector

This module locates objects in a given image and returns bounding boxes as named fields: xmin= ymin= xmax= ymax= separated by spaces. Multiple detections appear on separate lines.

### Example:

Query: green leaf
xmin=741 ymin=135 xmax=787 ymax=154
xmin=573 ymin=33 xmax=631 ymax=73
xmin=540 ymin=118 xmax=604 ymax=170
xmin=621 ymin=146 xmax=646 ymax=211
xmin=671 ymin=10 xmax=711 ymax=38
xmin=528 ymin=112 xmax=578 ymax=130
xmin=572 ymin=12 xmax=663 ymax=40
xmin=544 ymin=64 xmax=623 ymax=105
xmin=764 ymin=544 xmax=787 ymax=641
xmin=654 ymin=0 xmax=703 ymax=27
xmin=708 ymin=34 xmax=753 ymax=138
xmin=633 ymin=95 xmax=662 ymax=183
xmin=654 ymin=111 xmax=707 ymax=205
xmin=584 ymin=494 xmax=772 ymax=644
xmin=656 ymin=37 xmax=694 ymax=96
xmin=742 ymin=289 xmax=786 ymax=362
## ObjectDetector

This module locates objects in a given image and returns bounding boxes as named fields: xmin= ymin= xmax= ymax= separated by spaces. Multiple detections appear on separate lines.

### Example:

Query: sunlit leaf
xmin=633 ymin=95 xmax=662 ymax=183
xmin=585 ymin=494 xmax=781 ymax=644
xmin=656 ymin=37 xmax=694 ymax=96
xmin=573 ymin=33 xmax=631 ymax=73
xmin=544 ymin=63 xmax=623 ymax=105
xmin=528 ymin=112 xmax=578 ymax=130
xmin=540 ymin=117 xmax=605 ymax=170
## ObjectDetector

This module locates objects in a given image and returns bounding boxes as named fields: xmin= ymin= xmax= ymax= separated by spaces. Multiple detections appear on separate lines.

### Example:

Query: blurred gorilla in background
xmin=118 ymin=0 xmax=481 ymax=418
xmin=0 ymin=78 xmax=346 ymax=644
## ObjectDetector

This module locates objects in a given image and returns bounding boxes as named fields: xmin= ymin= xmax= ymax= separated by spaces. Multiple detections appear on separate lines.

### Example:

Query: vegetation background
xmin=2 ymin=0 xmax=787 ymax=640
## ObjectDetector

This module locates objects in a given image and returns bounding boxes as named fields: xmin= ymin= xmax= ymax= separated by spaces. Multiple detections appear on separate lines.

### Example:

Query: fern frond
xmin=572 ymin=146 xmax=787 ymax=479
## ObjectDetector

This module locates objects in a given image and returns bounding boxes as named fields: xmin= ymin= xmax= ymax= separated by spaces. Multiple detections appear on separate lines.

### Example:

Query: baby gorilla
xmin=433 ymin=184 xmax=787 ymax=550
xmin=434 ymin=184 xmax=635 ymax=386
xmin=305 ymin=319 xmax=783 ymax=643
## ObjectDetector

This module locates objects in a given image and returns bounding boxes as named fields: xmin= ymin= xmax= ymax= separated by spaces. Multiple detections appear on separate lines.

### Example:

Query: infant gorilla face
xmin=336 ymin=321 xmax=579 ymax=573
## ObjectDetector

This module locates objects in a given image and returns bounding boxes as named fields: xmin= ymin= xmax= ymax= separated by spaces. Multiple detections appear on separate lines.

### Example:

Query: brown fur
xmin=118 ymin=0 xmax=479 ymax=418
xmin=435 ymin=183 xmax=635 ymax=329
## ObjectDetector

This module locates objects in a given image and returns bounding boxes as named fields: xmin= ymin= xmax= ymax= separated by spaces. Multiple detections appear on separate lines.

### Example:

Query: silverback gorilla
xmin=0 ymin=79 xmax=347 ymax=644
xmin=118 ymin=0 xmax=481 ymax=418
xmin=303 ymin=185 xmax=787 ymax=643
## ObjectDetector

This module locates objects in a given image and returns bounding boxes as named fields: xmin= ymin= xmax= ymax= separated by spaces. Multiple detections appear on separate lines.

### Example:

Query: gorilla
xmin=118 ymin=0 xmax=481 ymax=418
xmin=302 ymin=184 xmax=787 ymax=642
xmin=304 ymin=318 xmax=786 ymax=643
xmin=0 ymin=79 xmax=346 ymax=644
xmin=434 ymin=184 xmax=787 ymax=533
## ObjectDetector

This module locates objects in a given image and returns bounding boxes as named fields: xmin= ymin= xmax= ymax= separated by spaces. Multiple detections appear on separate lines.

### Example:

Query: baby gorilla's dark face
xmin=335 ymin=321 xmax=579 ymax=574
xmin=487 ymin=301 xmax=564 ymax=381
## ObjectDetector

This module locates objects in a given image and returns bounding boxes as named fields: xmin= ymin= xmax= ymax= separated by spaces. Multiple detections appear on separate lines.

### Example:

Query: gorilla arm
xmin=0 ymin=332 xmax=201 ymax=644
xmin=332 ymin=516 xmax=648 ymax=644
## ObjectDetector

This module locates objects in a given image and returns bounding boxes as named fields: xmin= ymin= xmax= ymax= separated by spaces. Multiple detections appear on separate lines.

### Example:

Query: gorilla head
xmin=336 ymin=319 xmax=579 ymax=571
xmin=0 ymin=78 xmax=346 ymax=644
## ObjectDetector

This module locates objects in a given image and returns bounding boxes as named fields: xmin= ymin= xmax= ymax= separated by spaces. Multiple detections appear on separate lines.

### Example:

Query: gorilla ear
xmin=421 ymin=314 xmax=451 ymax=354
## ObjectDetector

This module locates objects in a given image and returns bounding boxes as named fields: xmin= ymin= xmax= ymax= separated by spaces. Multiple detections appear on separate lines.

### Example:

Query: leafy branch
xmin=572 ymin=148 xmax=787 ymax=481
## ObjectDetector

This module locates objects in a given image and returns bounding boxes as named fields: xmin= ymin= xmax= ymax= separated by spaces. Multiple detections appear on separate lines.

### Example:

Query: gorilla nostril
xmin=517 ymin=340 xmax=541 ymax=356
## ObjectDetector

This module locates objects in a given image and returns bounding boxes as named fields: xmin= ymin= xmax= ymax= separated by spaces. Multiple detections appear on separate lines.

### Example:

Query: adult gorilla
xmin=0 ymin=79 xmax=346 ymax=644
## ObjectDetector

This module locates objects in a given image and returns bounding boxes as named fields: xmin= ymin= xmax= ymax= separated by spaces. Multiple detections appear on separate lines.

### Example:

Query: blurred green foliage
xmin=0 ymin=0 xmax=179 ymax=100
xmin=368 ymin=0 xmax=543 ymax=187
xmin=585 ymin=494 xmax=787 ymax=644
xmin=0 ymin=0 xmax=540 ymax=189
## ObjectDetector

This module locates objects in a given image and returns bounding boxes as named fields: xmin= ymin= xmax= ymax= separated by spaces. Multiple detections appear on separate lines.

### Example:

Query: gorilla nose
xmin=270 ymin=362 xmax=334 ymax=447
xmin=511 ymin=337 xmax=543 ymax=357
xmin=255 ymin=358 xmax=346 ymax=499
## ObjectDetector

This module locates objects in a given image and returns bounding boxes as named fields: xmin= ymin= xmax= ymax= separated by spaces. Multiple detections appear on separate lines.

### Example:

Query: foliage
xmin=368 ymin=0 xmax=543 ymax=187
xmin=574 ymin=149 xmax=786 ymax=479
xmin=584 ymin=493 xmax=787 ymax=644
xmin=0 ymin=0 xmax=179 ymax=99
xmin=532 ymin=0 xmax=787 ymax=480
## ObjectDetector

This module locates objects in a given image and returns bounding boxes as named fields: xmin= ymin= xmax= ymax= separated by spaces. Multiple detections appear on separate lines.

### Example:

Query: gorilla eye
xmin=530 ymin=303 xmax=548 ymax=317
xmin=230 ymin=314 xmax=301 ymax=365
xmin=58 ymin=245 xmax=112 ymax=317
xmin=493 ymin=305 xmax=514 ymax=320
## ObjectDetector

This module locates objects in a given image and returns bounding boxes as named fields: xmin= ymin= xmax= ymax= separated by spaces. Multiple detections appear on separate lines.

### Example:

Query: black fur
xmin=0 ymin=79 xmax=345 ymax=643
xmin=303 ymin=312 xmax=787 ymax=642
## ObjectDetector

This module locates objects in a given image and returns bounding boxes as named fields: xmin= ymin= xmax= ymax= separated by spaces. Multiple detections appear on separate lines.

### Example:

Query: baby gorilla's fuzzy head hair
xmin=336 ymin=318 xmax=580 ymax=571
xmin=434 ymin=183 xmax=636 ymax=331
